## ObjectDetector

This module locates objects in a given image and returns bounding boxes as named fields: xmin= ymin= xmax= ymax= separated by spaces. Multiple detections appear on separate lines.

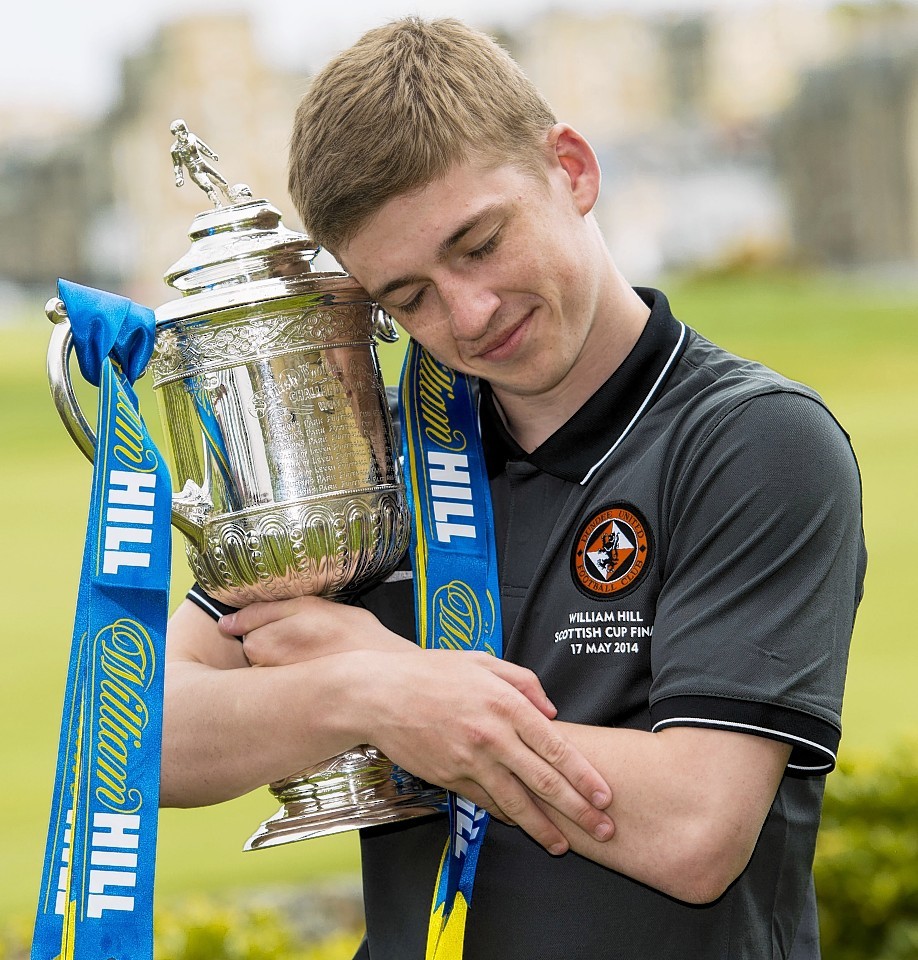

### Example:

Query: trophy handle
xmin=46 ymin=298 xmax=97 ymax=465
xmin=45 ymin=297 xmax=207 ymax=546
xmin=372 ymin=306 xmax=400 ymax=343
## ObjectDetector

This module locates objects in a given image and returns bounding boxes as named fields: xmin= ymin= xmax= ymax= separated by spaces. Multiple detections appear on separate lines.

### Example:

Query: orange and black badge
xmin=572 ymin=503 xmax=653 ymax=599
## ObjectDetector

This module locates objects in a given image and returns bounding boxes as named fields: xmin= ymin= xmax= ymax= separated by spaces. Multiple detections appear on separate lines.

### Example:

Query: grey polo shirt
xmin=188 ymin=288 xmax=866 ymax=959
xmin=351 ymin=288 xmax=866 ymax=960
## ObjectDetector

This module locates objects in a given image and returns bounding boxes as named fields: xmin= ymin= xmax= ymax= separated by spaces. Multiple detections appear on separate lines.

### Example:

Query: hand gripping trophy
xmin=47 ymin=122 xmax=446 ymax=851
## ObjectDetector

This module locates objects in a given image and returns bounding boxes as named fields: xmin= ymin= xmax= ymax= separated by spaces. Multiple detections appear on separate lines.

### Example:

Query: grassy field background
xmin=0 ymin=270 xmax=915 ymax=924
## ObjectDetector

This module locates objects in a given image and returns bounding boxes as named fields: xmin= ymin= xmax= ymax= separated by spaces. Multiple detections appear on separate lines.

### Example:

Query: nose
xmin=438 ymin=276 xmax=500 ymax=343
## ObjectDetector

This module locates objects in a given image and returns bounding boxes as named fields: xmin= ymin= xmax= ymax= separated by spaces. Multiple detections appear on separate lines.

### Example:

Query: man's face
xmin=338 ymin=151 xmax=607 ymax=404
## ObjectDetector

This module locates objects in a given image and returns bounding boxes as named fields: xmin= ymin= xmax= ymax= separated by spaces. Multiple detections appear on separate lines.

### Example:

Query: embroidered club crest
xmin=571 ymin=503 xmax=652 ymax=598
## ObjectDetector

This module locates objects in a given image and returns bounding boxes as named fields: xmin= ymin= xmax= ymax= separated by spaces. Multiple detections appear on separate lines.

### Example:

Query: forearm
xmin=160 ymin=600 xmax=376 ymax=807
xmin=161 ymin=653 xmax=364 ymax=807
xmin=537 ymin=723 xmax=790 ymax=903
xmin=163 ymin=596 xmax=615 ymax=854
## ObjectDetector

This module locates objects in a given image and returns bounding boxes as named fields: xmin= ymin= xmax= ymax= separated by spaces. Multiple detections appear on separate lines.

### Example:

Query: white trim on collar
xmin=580 ymin=321 xmax=687 ymax=486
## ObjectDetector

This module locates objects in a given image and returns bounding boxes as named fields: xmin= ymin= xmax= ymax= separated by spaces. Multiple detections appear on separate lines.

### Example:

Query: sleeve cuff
xmin=650 ymin=695 xmax=840 ymax=776
xmin=186 ymin=583 xmax=239 ymax=622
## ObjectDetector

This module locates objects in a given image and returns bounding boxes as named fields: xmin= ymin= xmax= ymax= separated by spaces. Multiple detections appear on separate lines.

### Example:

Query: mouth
xmin=474 ymin=310 xmax=535 ymax=363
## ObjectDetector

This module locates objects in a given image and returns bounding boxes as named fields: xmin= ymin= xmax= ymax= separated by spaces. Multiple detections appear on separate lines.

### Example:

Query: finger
xmin=482 ymin=685 xmax=612 ymax=813
xmin=241 ymin=617 xmax=320 ymax=667
xmin=442 ymin=676 xmax=612 ymax=839
xmin=452 ymin=784 xmax=515 ymax=826
xmin=517 ymin=753 xmax=615 ymax=844
xmin=477 ymin=657 xmax=557 ymax=718
xmin=240 ymin=628 xmax=277 ymax=667
xmin=220 ymin=596 xmax=321 ymax=637
xmin=471 ymin=768 xmax=570 ymax=855
xmin=512 ymin=720 xmax=614 ymax=843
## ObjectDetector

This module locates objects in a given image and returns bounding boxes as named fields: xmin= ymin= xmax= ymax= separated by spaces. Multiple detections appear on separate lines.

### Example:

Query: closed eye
xmin=386 ymin=227 xmax=502 ymax=316
xmin=394 ymin=288 xmax=427 ymax=316
xmin=467 ymin=230 xmax=501 ymax=261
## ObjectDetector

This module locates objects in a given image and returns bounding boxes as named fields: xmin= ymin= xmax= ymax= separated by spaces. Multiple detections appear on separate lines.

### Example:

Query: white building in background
xmin=0 ymin=14 xmax=303 ymax=305
xmin=101 ymin=14 xmax=305 ymax=305
xmin=515 ymin=11 xmax=671 ymax=143
xmin=2 ymin=1 xmax=918 ymax=304
xmin=702 ymin=2 xmax=842 ymax=126
xmin=510 ymin=1 xmax=913 ymax=279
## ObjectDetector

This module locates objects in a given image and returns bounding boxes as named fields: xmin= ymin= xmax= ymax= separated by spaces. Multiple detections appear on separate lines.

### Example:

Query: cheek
xmin=396 ymin=319 xmax=465 ymax=370
xmin=516 ymin=226 xmax=577 ymax=292
xmin=550 ymin=244 xmax=595 ymax=308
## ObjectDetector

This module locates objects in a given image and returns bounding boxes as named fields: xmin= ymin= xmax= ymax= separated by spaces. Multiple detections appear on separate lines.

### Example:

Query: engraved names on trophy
xmin=247 ymin=348 xmax=383 ymax=493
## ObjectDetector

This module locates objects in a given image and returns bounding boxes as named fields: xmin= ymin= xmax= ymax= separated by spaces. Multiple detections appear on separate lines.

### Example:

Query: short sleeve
xmin=186 ymin=582 xmax=238 ymax=621
xmin=649 ymin=390 xmax=867 ymax=775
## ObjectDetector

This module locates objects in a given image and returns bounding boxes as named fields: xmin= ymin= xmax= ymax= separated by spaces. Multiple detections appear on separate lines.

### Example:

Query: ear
xmin=546 ymin=123 xmax=601 ymax=215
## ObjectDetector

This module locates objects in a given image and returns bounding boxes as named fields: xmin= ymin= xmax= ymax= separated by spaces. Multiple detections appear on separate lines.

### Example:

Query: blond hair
xmin=288 ymin=17 xmax=556 ymax=252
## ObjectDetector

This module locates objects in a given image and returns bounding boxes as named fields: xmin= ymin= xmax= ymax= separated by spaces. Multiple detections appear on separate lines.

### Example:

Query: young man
xmin=161 ymin=18 xmax=867 ymax=959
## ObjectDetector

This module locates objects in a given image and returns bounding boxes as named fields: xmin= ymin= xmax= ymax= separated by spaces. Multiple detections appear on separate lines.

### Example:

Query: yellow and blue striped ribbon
xmin=399 ymin=339 xmax=503 ymax=960
xmin=32 ymin=282 xmax=171 ymax=960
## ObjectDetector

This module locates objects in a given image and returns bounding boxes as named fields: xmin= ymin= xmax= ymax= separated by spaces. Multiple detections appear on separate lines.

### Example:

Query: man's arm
xmin=170 ymin=148 xmax=184 ymax=185
xmin=161 ymin=597 xmax=616 ymax=856
xmin=534 ymin=723 xmax=791 ymax=904
xmin=194 ymin=137 xmax=218 ymax=161
xmin=214 ymin=596 xmax=792 ymax=903
xmin=161 ymin=599 xmax=376 ymax=806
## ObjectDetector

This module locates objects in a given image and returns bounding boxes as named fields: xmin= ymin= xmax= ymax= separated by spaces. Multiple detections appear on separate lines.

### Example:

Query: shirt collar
xmin=480 ymin=287 xmax=687 ymax=484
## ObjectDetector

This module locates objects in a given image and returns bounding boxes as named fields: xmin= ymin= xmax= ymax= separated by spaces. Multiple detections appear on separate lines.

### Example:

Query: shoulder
xmin=674 ymin=328 xmax=828 ymax=417
xmin=658 ymin=330 xmax=860 ymax=491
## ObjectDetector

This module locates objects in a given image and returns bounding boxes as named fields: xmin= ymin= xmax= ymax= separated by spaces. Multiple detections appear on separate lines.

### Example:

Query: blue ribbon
xmin=32 ymin=281 xmax=171 ymax=960
xmin=58 ymin=279 xmax=156 ymax=389
xmin=398 ymin=338 xmax=503 ymax=959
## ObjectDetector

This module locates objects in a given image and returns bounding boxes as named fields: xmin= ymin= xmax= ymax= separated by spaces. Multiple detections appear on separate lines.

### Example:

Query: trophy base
xmin=244 ymin=745 xmax=447 ymax=851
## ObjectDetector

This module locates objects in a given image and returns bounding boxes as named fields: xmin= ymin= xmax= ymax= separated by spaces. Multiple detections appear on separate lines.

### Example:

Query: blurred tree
xmin=816 ymin=741 xmax=918 ymax=960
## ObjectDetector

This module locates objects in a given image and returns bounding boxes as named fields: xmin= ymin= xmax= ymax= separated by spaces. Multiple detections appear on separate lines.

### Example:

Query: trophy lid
xmin=157 ymin=120 xmax=370 ymax=325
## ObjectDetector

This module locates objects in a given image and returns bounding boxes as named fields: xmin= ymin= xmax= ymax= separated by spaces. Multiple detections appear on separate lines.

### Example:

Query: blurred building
xmin=514 ymin=4 xmax=842 ymax=138
xmin=776 ymin=26 xmax=918 ymax=268
xmin=0 ymin=138 xmax=93 ymax=292
xmin=0 ymin=13 xmax=303 ymax=307
xmin=2 ymin=1 xmax=918 ymax=311
xmin=102 ymin=13 xmax=305 ymax=305
xmin=509 ymin=3 xmax=861 ymax=279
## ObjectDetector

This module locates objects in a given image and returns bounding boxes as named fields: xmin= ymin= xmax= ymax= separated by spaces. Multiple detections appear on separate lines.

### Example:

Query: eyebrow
xmin=367 ymin=203 xmax=503 ymax=304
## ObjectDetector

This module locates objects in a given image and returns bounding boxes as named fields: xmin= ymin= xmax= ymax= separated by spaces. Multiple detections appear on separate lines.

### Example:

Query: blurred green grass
xmin=0 ymin=270 xmax=915 ymax=923
xmin=664 ymin=271 xmax=917 ymax=758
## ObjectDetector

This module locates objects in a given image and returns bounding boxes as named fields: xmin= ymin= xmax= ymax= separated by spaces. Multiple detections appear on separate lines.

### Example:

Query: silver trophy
xmin=47 ymin=121 xmax=446 ymax=850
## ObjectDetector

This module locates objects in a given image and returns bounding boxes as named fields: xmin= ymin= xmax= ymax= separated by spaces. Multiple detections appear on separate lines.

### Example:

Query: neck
xmin=494 ymin=279 xmax=650 ymax=453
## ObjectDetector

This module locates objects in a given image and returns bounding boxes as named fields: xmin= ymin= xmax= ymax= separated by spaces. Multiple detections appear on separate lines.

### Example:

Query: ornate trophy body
xmin=47 ymin=123 xmax=446 ymax=850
